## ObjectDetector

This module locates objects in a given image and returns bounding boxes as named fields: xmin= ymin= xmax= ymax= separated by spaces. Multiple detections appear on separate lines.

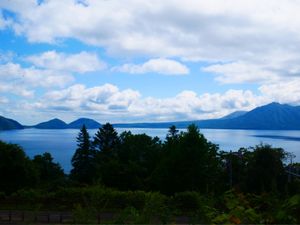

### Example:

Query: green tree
xmin=116 ymin=132 xmax=162 ymax=190
xmin=71 ymin=125 xmax=96 ymax=184
xmin=91 ymin=123 xmax=120 ymax=184
xmin=245 ymin=144 xmax=287 ymax=193
xmin=0 ymin=141 xmax=38 ymax=193
xmin=32 ymin=152 xmax=65 ymax=189
xmin=93 ymin=123 xmax=119 ymax=155
xmin=153 ymin=124 xmax=221 ymax=194
xmin=166 ymin=125 xmax=179 ymax=142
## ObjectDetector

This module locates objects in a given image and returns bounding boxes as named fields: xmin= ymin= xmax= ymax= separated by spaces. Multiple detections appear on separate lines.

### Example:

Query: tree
xmin=91 ymin=123 xmax=120 ymax=184
xmin=152 ymin=124 xmax=221 ymax=194
xmin=245 ymin=144 xmax=287 ymax=193
xmin=166 ymin=125 xmax=179 ymax=142
xmin=71 ymin=125 xmax=96 ymax=184
xmin=115 ymin=132 xmax=162 ymax=190
xmin=0 ymin=141 xmax=38 ymax=193
xmin=93 ymin=123 xmax=119 ymax=156
xmin=32 ymin=152 xmax=65 ymax=189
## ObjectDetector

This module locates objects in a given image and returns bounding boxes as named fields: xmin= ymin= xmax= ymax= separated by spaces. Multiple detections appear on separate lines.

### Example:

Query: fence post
xmin=8 ymin=211 xmax=11 ymax=222
xmin=97 ymin=213 xmax=101 ymax=224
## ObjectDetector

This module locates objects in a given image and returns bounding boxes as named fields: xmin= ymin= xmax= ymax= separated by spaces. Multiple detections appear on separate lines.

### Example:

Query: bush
xmin=173 ymin=191 xmax=202 ymax=214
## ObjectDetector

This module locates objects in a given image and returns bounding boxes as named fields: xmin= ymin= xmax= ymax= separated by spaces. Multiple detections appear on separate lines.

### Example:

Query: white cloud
xmin=41 ymin=84 xmax=141 ymax=114
xmin=0 ymin=83 xmax=34 ymax=98
xmin=32 ymin=83 xmax=264 ymax=122
xmin=0 ymin=62 xmax=73 ymax=97
xmin=1 ymin=0 xmax=300 ymax=84
xmin=203 ymin=61 xmax=279 ymax=84
xmin=0 ymin=96 xmax=9 ymax=104
xmin=26 ymin=51 xmax=106 ymax=73
xmin=259 ymin=79 xmax=300 ymax=105
xmin=115 ymin=58 xmax=189 ymax=75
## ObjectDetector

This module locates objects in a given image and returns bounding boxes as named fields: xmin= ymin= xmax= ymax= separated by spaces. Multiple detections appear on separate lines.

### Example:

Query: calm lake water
xmin=0 ymin=128 xmax=299 ymax=173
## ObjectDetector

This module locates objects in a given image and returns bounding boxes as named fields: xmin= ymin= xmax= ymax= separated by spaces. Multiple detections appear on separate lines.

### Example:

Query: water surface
xmin=0 ymin=128 xmax=299 ymax=173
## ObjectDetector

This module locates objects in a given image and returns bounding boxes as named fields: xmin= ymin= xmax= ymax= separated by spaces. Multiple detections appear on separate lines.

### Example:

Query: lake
xmin=0 ymin=128 xmax=300 ymax=173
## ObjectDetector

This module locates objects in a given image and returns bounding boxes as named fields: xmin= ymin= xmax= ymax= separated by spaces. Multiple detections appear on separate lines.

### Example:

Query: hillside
xmin=0 ymin=116 xmax=23 ymax=130
xmin=220 ymin=111 xmax=247 ymax=120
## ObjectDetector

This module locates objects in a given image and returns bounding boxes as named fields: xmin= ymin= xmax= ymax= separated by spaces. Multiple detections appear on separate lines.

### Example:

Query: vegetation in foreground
xmin=0 ymin=124 xmax=299 ymax=224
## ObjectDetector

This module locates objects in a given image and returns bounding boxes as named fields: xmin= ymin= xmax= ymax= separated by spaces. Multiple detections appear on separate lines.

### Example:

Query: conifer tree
xmin=71 ymin=125 xmax=95 ymax=183
xmin=93 ymin=123 xmax=119 ymax=155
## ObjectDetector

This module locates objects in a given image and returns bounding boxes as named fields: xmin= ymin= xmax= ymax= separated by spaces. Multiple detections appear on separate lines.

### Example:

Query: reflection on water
xmin=0 ymin=128 xmax=299 ymax=173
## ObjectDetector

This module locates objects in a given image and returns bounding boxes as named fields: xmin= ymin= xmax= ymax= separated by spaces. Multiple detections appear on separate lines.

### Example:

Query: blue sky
xmin=0 ymin=0 xmax=300 ymax=125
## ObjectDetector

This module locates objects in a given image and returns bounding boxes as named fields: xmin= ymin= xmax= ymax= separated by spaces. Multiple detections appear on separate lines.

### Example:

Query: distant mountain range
xmin=33 ymin=118 xmax=101 ymax=129
xmin=113 ymin=102 xmax=300 ymax=130
xmin=1 ymin=102 xmax=300 ymax=130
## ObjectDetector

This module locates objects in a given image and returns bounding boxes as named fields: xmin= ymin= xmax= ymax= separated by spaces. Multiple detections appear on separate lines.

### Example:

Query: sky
xmin=1 ymin=0 xmax=300 ymax=125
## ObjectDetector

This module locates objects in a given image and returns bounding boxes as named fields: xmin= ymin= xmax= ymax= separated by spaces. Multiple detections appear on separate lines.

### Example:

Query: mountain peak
xmin=68 ymin=118 xmax=101 ymax=129
xmin=35 ymin=118 xmax=68 ymax=129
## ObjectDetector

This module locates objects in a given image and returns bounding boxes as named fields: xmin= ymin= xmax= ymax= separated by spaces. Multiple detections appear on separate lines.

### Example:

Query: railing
xmin=0 ymin=210 xmax=115 ymax=224
xmin=286 ymin=170 xmax=300 ymax=178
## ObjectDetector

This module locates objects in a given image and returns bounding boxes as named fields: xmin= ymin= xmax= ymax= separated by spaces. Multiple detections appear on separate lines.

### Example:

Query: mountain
xmin=34 ymin=118 xmax=68 ymax=129
xmin=0 ymin=116 xmax=23 ymax=130
xmin=219 ymin=102 xmax=300 ymax=130
xmin=220 ymin=111 xmax=247 ymax=120
xmin=114 ymin=103 xmax=300 ymax=130
xmin=2 ymin=102 xmax=300 ymax=130
xmin=193 ymin=102 xmax=300 ymax=130
xmin=68 ymin=118 xmax=101 ymax=129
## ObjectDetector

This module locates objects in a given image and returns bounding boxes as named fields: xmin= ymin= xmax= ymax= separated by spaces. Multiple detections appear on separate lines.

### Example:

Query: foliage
xmin=276 ymin=194 xmax=300 ymax=224
xmin=245 ymin=144 xmax=287 ymax=193
xmin=0 ymin=123 xmax=300 ymax=223
xmin=152 ymin=124 xmax=222 ymax=194
xmin=0 ymin=141 xmax=38 ymax=193
xmin=212 ymin=190 xmax=262 ymax=224
xmin=32 ymin=152 xmax=65 ymax=189
xmin=70 ymin=125 xmax=96 ymax=184
xmin=72 ymin=203 xmax=97 ymax=224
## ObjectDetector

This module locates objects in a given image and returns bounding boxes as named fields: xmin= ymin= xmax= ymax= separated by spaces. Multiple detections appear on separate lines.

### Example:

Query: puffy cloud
xmin=0 ymin=96 xmax=8 ymax=104
xmin=0 ymin=62 xmax=73 ymax=97
xmin=259 ymin=79 xmax=300 ymax=105
xmin=1 ymin=0 xmax=300 ymax=84
xmin=41 ymin=84 xmax=141 ymax=114
xmin=115 ymin=58 xmax=189 ymax=75
xmin=26 ymin=51 xmax=106 ymax=73
xmin=0 ymin=0 xmax=297 ymax=59
xmin=0 ymin=83 xmax=34 ymax=98
xmin=33 ymin=83 xmax=263 ymax=122
xmin=203 ymin=61 xmax=279 ymax=84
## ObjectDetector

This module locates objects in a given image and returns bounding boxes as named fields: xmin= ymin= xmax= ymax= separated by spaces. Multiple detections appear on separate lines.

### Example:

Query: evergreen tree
xmin=166 ymin=125 xmax=179 ymax=143
xmin=92 ymin=123 xmax=120 ymax=185
xmin=152 ymin=124 xmax=221 ymax=194
xmin=33 ymin=152 xmax=65 ymax=188
xmin=71 ymin=125 xmax=95 ymax=184
xmin=93 ymin=123 xmax=119 ymax=155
